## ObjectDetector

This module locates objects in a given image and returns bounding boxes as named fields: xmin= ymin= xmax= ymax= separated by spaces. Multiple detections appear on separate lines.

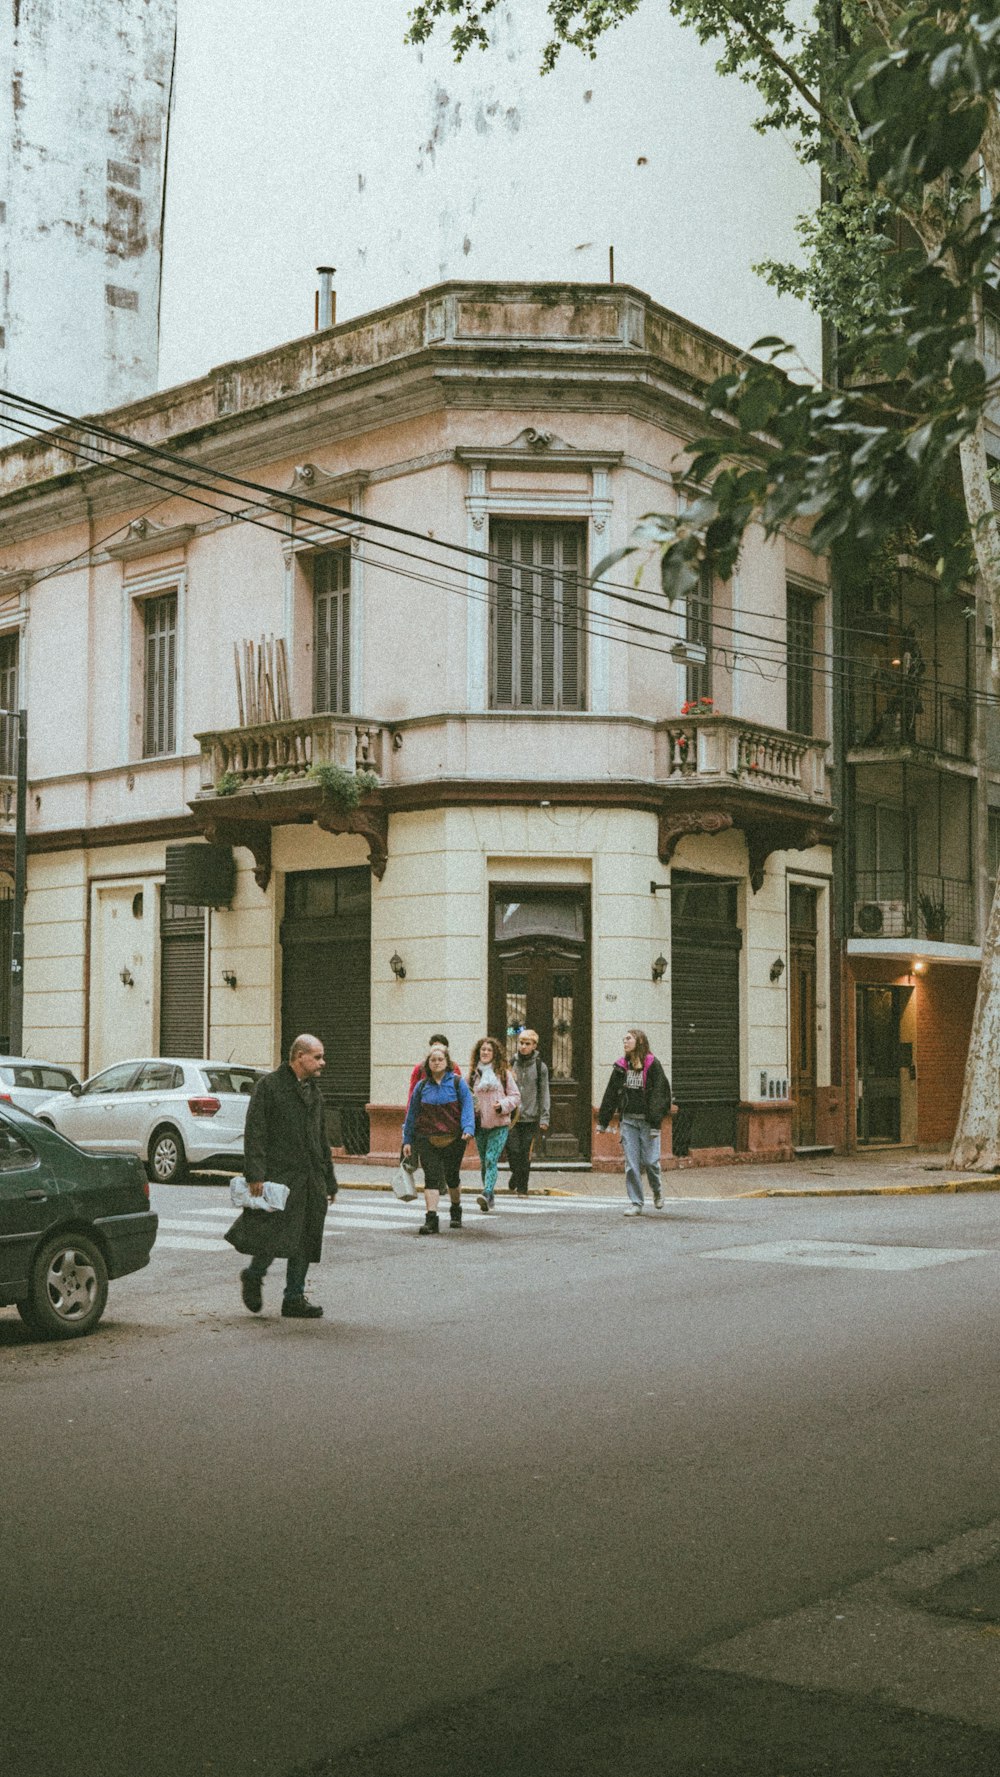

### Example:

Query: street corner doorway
xmin=489 ymin=885 xmax=591 ymax=1162
xmin=855 ymin=981 xmax=915 ymax=1146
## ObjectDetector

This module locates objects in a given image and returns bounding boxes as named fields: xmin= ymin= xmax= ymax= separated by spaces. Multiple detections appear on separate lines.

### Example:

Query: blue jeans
xmin=620 ymin=1117 xmax=662 ymax=1206
xmin=475 ymin=1126 xmax=509 ymax=1199
xmin=247 ymin=1253 xmax=309 ymax=1301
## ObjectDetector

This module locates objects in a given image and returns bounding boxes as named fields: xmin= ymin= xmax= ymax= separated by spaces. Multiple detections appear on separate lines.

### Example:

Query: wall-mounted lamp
xmin=119 ymin=966 xmax=135 ymax=988
xmin=769 ymin=957 xmax=785 ymax=983
xmin=912 ymin=959 xmax=927 ymax=975
xmin=651 ymin=954 xmax=668 ymax=983
xmin=222 ymin=969 xmax=238 ymax=990
xmin=389 ymin=952 xmax=407 ymax=980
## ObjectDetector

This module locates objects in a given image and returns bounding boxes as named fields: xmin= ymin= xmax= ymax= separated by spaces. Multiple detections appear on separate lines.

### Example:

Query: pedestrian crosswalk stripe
xmin=156 ymin=1194 xmax=626 ymax=1217
xmin=155 ymin=1234 xmax=231 ymax=1251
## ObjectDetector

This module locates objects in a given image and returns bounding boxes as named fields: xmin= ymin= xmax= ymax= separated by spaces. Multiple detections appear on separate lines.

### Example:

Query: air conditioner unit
xmin=854 ymin=899 xmax=909 ymax=937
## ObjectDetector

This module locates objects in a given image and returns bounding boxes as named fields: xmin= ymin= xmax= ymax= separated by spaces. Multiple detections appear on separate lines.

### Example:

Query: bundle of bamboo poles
xmin=234 ymin=635 xmax=291 ymax=726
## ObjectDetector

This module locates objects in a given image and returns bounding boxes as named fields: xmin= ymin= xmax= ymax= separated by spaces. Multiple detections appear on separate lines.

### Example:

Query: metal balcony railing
xmin=847 ymin=675 xmax=971 ymax=760
xmin=196 ymin=714 xmax=385 ymax=793
xmin=852 ymin=872 xmax=975 ymax=944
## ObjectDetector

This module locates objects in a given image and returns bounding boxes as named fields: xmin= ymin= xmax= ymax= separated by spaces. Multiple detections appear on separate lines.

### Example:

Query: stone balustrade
xmin=197 ymin=715 xmax=385 ymax=792
xmin=661 ymin=715 xmax=828 ymax=801
xmin=194 ymin=709 xmax=830 ymax=808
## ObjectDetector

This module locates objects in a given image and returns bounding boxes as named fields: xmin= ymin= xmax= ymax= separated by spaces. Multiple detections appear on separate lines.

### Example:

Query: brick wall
xmin=916 ymin=966 xmax=978 ymax=1146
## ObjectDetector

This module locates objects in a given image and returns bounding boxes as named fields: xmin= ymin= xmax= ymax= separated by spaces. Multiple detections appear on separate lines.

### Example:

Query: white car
xmin=0 ymin=1055 xmax=81 ymax=1115
xmin=36 ymin=1057 xmax=265 ymax=1183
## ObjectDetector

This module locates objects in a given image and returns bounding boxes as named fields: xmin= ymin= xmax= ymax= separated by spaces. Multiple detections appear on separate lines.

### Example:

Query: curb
xmin=738 ymin=1178 xmax=1000 ymax=1199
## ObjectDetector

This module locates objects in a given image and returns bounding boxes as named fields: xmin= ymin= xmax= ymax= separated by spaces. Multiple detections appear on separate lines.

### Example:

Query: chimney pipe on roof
xmin=316 ymin=266 xmax=337 ymax=330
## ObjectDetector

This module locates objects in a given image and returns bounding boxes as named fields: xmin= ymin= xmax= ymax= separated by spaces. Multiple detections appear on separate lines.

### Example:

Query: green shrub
xmin=308 ymin=763 xmax=381 ymax=811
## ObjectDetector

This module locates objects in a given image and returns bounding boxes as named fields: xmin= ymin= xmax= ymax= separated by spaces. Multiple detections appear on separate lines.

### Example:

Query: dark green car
xmin=0 ymin=1103 xmax=158 ymax=1339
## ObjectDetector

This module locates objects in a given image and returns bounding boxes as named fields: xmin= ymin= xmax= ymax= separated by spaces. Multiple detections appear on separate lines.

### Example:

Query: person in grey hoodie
xmin=506 ymin=1028 xmax=551 ymax=1195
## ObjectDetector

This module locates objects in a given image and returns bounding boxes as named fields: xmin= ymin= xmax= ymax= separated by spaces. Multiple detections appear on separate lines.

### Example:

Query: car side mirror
xmin=69 ymin=1082 xmax=83 ymax=1097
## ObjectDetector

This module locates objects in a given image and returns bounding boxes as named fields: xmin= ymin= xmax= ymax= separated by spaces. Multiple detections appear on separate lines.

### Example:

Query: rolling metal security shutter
xmin=671 ymin=877 xmax=742 ymax=1150
xmin=159 ymin=899 xmax=205 ymax=1056
xmin=280 ymin=868 xmax=371 ymax=1153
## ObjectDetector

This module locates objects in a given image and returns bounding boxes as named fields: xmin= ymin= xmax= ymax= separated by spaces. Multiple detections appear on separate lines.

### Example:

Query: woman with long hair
xmin=596 ymin=1027 xmax=671 ymax=1215
xmin=468 ymin=1035 xmax=520 ymax=1213
xmin=402 ymin=1041 xmax=475 ymax=1235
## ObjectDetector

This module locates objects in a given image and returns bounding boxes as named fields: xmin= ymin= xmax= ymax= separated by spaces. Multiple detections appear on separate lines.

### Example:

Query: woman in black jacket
xmin=597 ymin=1028 xmax=671 ymax=1216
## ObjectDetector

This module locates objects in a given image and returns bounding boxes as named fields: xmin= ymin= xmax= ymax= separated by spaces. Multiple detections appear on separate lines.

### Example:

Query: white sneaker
xmin=624 ymin=1204 xmax=643 ymax=1216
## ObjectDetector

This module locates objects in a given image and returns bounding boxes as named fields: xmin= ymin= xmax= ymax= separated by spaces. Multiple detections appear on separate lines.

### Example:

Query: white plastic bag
xmin=229 ymin=1175 xmax=289 ymax=1213
xmin=391 ymin=1162 xmax=418 ymax=1202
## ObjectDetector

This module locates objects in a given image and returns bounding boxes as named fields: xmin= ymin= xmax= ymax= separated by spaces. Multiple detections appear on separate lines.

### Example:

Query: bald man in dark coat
xmin=226 ymin=1034 xmax=338 ymax=1319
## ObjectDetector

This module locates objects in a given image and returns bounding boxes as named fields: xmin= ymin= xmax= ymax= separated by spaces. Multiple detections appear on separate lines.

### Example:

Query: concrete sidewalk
xmin=331 ymin=1148 xmax=1000 ymax=1201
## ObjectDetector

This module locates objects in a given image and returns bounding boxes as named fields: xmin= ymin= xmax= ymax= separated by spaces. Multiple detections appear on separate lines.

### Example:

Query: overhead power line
xmin=0 ymin=388 xmax=995 ymax=707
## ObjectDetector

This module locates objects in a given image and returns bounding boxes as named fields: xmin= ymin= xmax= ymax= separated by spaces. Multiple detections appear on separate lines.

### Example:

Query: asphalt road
xmin=4 ymin=1184 xmax=1000 ymax=1777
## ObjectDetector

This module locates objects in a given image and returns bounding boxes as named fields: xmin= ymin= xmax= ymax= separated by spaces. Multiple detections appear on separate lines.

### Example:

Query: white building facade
xmin=0 ymin=281 xmax=836 ymax=1169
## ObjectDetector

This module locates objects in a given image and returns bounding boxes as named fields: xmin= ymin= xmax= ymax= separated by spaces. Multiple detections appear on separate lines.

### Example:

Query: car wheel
xmin=148 ymin=1126 xmax=187 ymax=1183
xmin=37 ymin=1117 xmax=55 ymax=1129
xmin=21 ymin=1231 xmax=109 ymax=1340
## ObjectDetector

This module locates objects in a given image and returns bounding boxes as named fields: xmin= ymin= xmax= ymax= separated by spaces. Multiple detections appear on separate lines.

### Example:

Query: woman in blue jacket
xmin=402 ymin=1041 xmax=476 ymax=1235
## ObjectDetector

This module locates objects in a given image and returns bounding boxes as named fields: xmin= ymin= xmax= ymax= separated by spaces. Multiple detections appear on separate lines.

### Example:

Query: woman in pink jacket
xmin=468 ymin=1036 xmax=520 ymax=1213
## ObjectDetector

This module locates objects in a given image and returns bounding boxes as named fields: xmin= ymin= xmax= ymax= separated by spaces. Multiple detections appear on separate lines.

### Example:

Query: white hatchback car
xmin=0 ymin=1055 xmax=81 ymax=1116
xmin=36 ymin=1058 xmax=265 ymax=1183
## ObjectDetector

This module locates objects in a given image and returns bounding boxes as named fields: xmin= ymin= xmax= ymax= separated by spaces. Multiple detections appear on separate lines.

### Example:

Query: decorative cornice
xmin=456 ymin=430 xmax=623 ymax=470
xmin=105 ymin=518 xmax=196 ymax=562
xmin=26 ymin=812 xmax=198 ymax=856
xmin=188 ymin=783 xmax=388 ymax=882
xmin=22 ymin=779 xmax=836 ymax=888
xmin=657 ymin=788 xmax=837 ymax=891
xmin=193 ymin=816 xmax=273 ymax=893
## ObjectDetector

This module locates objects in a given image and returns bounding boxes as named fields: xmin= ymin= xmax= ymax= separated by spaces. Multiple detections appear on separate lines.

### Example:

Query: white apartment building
xmin=0 ymin=281 xmax=835 ymax=1169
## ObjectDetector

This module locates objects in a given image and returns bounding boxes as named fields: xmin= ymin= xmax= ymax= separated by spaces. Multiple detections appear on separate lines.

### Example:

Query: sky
xmin=156 ymin=0 xmax=820 ymax=390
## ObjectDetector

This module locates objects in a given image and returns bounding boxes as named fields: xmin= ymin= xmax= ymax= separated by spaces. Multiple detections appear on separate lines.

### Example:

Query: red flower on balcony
xmin=680 ymin=697 xmax=714 ymax=716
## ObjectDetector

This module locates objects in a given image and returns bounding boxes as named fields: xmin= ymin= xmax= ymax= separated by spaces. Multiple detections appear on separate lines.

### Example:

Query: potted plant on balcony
xmin=918 ymin=891 xmax=948 ymax=942
xmin=308 ymin=761 xmax=381 ymax=814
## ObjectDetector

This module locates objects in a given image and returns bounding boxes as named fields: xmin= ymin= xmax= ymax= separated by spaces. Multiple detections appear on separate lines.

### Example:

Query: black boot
xmin=449 ymin=1201 xmax=463 ymax=1229
xmin=418 ymin=1211 xmax=440 ymax=1236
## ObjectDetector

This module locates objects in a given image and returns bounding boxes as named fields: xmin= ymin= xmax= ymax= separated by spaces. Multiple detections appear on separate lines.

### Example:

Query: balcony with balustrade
xmin=189 ymin=704 xmax=835 ymax=893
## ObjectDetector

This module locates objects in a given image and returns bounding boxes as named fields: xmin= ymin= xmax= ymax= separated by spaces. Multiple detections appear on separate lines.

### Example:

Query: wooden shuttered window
xmin=685 ymin=565 xmax=712 ymax=706
xmin=490 ymin=521 xmax=586 ymax=710
xmin=0 ymin=632 xmax=18 ymax=776
xmin=142 ymin=592 xmax=177 ymax=758
xmin=313 ymin=549 xmax=351 ymax=715
xmin=786 ymin=586 xmax=816 ymax=736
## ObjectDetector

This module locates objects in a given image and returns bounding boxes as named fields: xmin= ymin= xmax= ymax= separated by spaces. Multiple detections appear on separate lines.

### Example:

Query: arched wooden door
xmin=489 ymin=888 xmax=591 ymax=1162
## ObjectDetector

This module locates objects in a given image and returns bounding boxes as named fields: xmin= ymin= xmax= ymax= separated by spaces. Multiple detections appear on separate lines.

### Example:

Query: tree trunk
xmin=950 ymin=421 xmax=1000 ymax=1167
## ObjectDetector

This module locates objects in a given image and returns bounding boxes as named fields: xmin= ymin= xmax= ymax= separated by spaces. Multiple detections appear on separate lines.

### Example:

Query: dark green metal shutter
xmin=671 ymin=876 xmax=742 ymax=1151
xmin=159 ymin=900 xmax=205 ymax=1056
xmin=280 ymin=868 xmax=371 ymax=1153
